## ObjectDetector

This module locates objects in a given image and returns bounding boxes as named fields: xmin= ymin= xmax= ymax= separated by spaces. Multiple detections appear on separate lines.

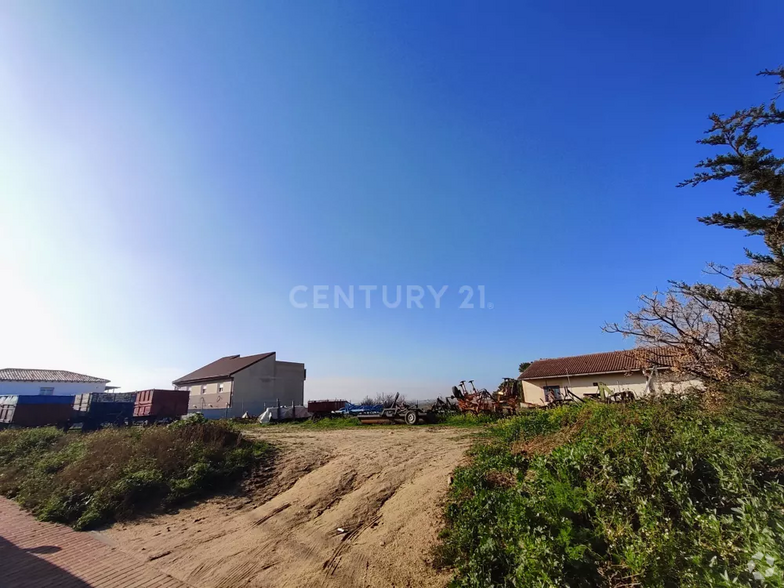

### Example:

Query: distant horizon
xmin=0 ymin=343 xmax=701 ymax=403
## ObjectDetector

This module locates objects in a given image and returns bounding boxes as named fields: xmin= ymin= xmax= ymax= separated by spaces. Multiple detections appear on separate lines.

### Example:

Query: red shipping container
xmin=133 ymin=389 xmax=189 ymax=419
xmin=307 ymin=400 xmax=347 ymax=414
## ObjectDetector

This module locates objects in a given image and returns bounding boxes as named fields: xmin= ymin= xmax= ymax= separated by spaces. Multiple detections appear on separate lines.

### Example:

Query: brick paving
xmin=0 ymin=498 xmax=191 ymax=588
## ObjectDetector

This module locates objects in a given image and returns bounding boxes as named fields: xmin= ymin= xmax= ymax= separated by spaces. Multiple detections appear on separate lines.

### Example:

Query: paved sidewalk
xmin=0 ymin=498 xmax=191 ymax=588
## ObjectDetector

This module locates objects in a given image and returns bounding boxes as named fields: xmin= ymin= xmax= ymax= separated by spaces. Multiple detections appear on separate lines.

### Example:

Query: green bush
xmin=0 ymin=420 xmax=271 ymax=530
xmin=438 ymin=397 xmax=784 ymax=587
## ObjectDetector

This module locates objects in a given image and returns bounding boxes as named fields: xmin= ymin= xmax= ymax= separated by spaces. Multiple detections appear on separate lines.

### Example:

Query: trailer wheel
xmin=405 ymin=411 xmax=419 ymax=425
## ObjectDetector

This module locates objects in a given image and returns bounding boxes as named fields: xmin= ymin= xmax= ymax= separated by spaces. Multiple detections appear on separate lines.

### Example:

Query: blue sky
xmin=0 ymin=1 xmax=782 ymax=399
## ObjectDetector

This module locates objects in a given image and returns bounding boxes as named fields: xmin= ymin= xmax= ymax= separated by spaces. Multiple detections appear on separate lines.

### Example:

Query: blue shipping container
xmin=82 ymin=402 xmax=135 ymax=422
xmin=73 ymin=393 xmax=136 ymax=427
xmin=14 ymin=395 xmax=76 ymax=405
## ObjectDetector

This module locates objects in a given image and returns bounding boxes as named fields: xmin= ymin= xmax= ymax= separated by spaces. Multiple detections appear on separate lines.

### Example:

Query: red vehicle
xmin=307 ymin=399 xmax=347 ymax=419
xmin=133 ymin=389 xmax=189 ymax=423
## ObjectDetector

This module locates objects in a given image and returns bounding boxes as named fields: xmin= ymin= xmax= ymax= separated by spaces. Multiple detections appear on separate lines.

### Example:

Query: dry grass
xmin=511 ymin=423 xmax=578 ymax=456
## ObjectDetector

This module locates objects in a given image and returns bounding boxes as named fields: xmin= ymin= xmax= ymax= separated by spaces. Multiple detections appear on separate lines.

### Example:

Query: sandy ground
xmin=103 ymin=426 xmax=474 ymax=588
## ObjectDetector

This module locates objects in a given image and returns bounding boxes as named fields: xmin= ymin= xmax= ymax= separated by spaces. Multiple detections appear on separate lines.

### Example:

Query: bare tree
xmin=358 ymin=392 xmax=406 ymax=407
xmin=604 ymin=281 xmax=740 ymax=383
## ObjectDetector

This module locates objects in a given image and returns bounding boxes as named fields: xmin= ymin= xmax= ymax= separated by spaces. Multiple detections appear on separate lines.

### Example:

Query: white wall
xmin=0 ymin=381 xmax=107 ymax=396
xmin=522 ymin=371 xmax=702 ymax=405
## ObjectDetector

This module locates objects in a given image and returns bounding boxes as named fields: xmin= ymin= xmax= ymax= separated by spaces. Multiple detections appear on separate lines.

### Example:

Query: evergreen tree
xmin=679 ymin=68 xmax=784 ymax=271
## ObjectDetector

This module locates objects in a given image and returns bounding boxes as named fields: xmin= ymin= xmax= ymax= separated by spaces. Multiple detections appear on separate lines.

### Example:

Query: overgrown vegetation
xmin=438 ymin=395 xmax=784 ymax=587
xmin=0 ymin=419 xmax=271 ymax=530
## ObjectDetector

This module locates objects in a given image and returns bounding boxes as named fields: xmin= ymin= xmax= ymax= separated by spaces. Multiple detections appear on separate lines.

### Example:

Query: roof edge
xmin=0 ymin=368 xmax=110 ymax=384
xmin=227 ymin=353 xmax=273 ymax=376
xmin=0 ymin=378 xmax=112 ymax=383
xmin=173 ymin=375 xmax=233 ymax=386
xmin=520 ymin=366 xmax=673 ymax=381
xmin=172 ymin=352 xmax=275 ymax=385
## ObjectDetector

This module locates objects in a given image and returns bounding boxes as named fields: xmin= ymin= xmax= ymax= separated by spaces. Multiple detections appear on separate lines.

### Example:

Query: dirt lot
xmin=103 ymin=426 xmax=475 ymax=588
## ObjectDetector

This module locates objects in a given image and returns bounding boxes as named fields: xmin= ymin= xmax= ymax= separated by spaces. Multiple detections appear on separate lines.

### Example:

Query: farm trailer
xmin=0 ymin=395 xmax=75 ymax=428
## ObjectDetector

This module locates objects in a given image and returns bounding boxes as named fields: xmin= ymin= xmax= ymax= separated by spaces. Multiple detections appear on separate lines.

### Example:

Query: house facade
xmin=0 ymin=369 xmax=110 ymax=397
xmin=518 ymin=350 xmax=701 ymax=405
xmin=173 ymin=352 xmax=305 ymax=419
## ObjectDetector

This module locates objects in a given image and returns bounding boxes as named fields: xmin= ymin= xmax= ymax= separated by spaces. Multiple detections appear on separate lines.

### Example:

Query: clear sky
xmin=1 ymin=1 xmax=782 ymax=400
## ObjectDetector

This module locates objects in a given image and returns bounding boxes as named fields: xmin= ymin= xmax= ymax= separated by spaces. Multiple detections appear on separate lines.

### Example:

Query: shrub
xmin=0 ymin=420 xmax=271 ymax=530
xmin=438 ymin=396 xmax=784 ymax=587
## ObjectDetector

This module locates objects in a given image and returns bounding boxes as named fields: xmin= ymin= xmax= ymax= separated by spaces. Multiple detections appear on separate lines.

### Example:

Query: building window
xmin=543 ymin=385 xmax=561 ymax=402
xmin=40 ymin=387 xmax=54 ymax=396
xmin=219 ymin=383 xmax=224 ymax=393
xmin=201 ymin=385 xmax=207 ymax=395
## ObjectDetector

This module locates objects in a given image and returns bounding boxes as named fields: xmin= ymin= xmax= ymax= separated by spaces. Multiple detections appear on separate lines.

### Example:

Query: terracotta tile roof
xmin=519 ymin=349 xmax=678 ymax=380
xmin=173 ymin=353 xmax=274 ymax=385
xmin=0 ymin=369 xmax=109 ymax=383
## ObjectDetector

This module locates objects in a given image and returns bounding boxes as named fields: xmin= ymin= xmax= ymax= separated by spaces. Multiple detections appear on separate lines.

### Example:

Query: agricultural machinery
xmin=355 ymin=393 xmax=433 ymax=425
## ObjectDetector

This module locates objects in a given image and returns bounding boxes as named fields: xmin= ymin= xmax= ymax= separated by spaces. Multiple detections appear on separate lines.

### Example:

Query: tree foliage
xmin=358 ymin=392 xmax=406 ymax=407
xmin=606 ymin=67 xmax=784 ymax=391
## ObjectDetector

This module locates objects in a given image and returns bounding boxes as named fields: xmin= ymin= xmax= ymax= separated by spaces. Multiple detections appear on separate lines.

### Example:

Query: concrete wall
xmin=0 ymin=381 xmax=107 ymax=397
xmin=521 ymin=371 xmax=702 ymax=405
xmin=187 ymin=379 xmax=232 ymax=412
xmin=229 ymin=356 xmax=306 ymax=418
xmin=274 ymin=360 xmax=305 ymax=408
xmin=230 ymin=355 xmax=277 ymax=417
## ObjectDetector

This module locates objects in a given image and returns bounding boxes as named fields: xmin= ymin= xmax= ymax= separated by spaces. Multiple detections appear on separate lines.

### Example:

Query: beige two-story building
xmin=518 ymin=349 xmax=701 ymax=405
xmin=173 ymin=352 xmax=305 ymax=418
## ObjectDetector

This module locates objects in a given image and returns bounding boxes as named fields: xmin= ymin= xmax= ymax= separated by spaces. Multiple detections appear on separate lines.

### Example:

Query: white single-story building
xmin=0 ymin=368 xmax=111 ymax=396
xmin=519 ymin=349 xmax=701 ymax=405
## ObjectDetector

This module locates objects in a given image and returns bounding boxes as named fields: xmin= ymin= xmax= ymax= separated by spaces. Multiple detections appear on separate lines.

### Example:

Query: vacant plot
xmin=105 ymin=425 xmax=475 ymax=588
